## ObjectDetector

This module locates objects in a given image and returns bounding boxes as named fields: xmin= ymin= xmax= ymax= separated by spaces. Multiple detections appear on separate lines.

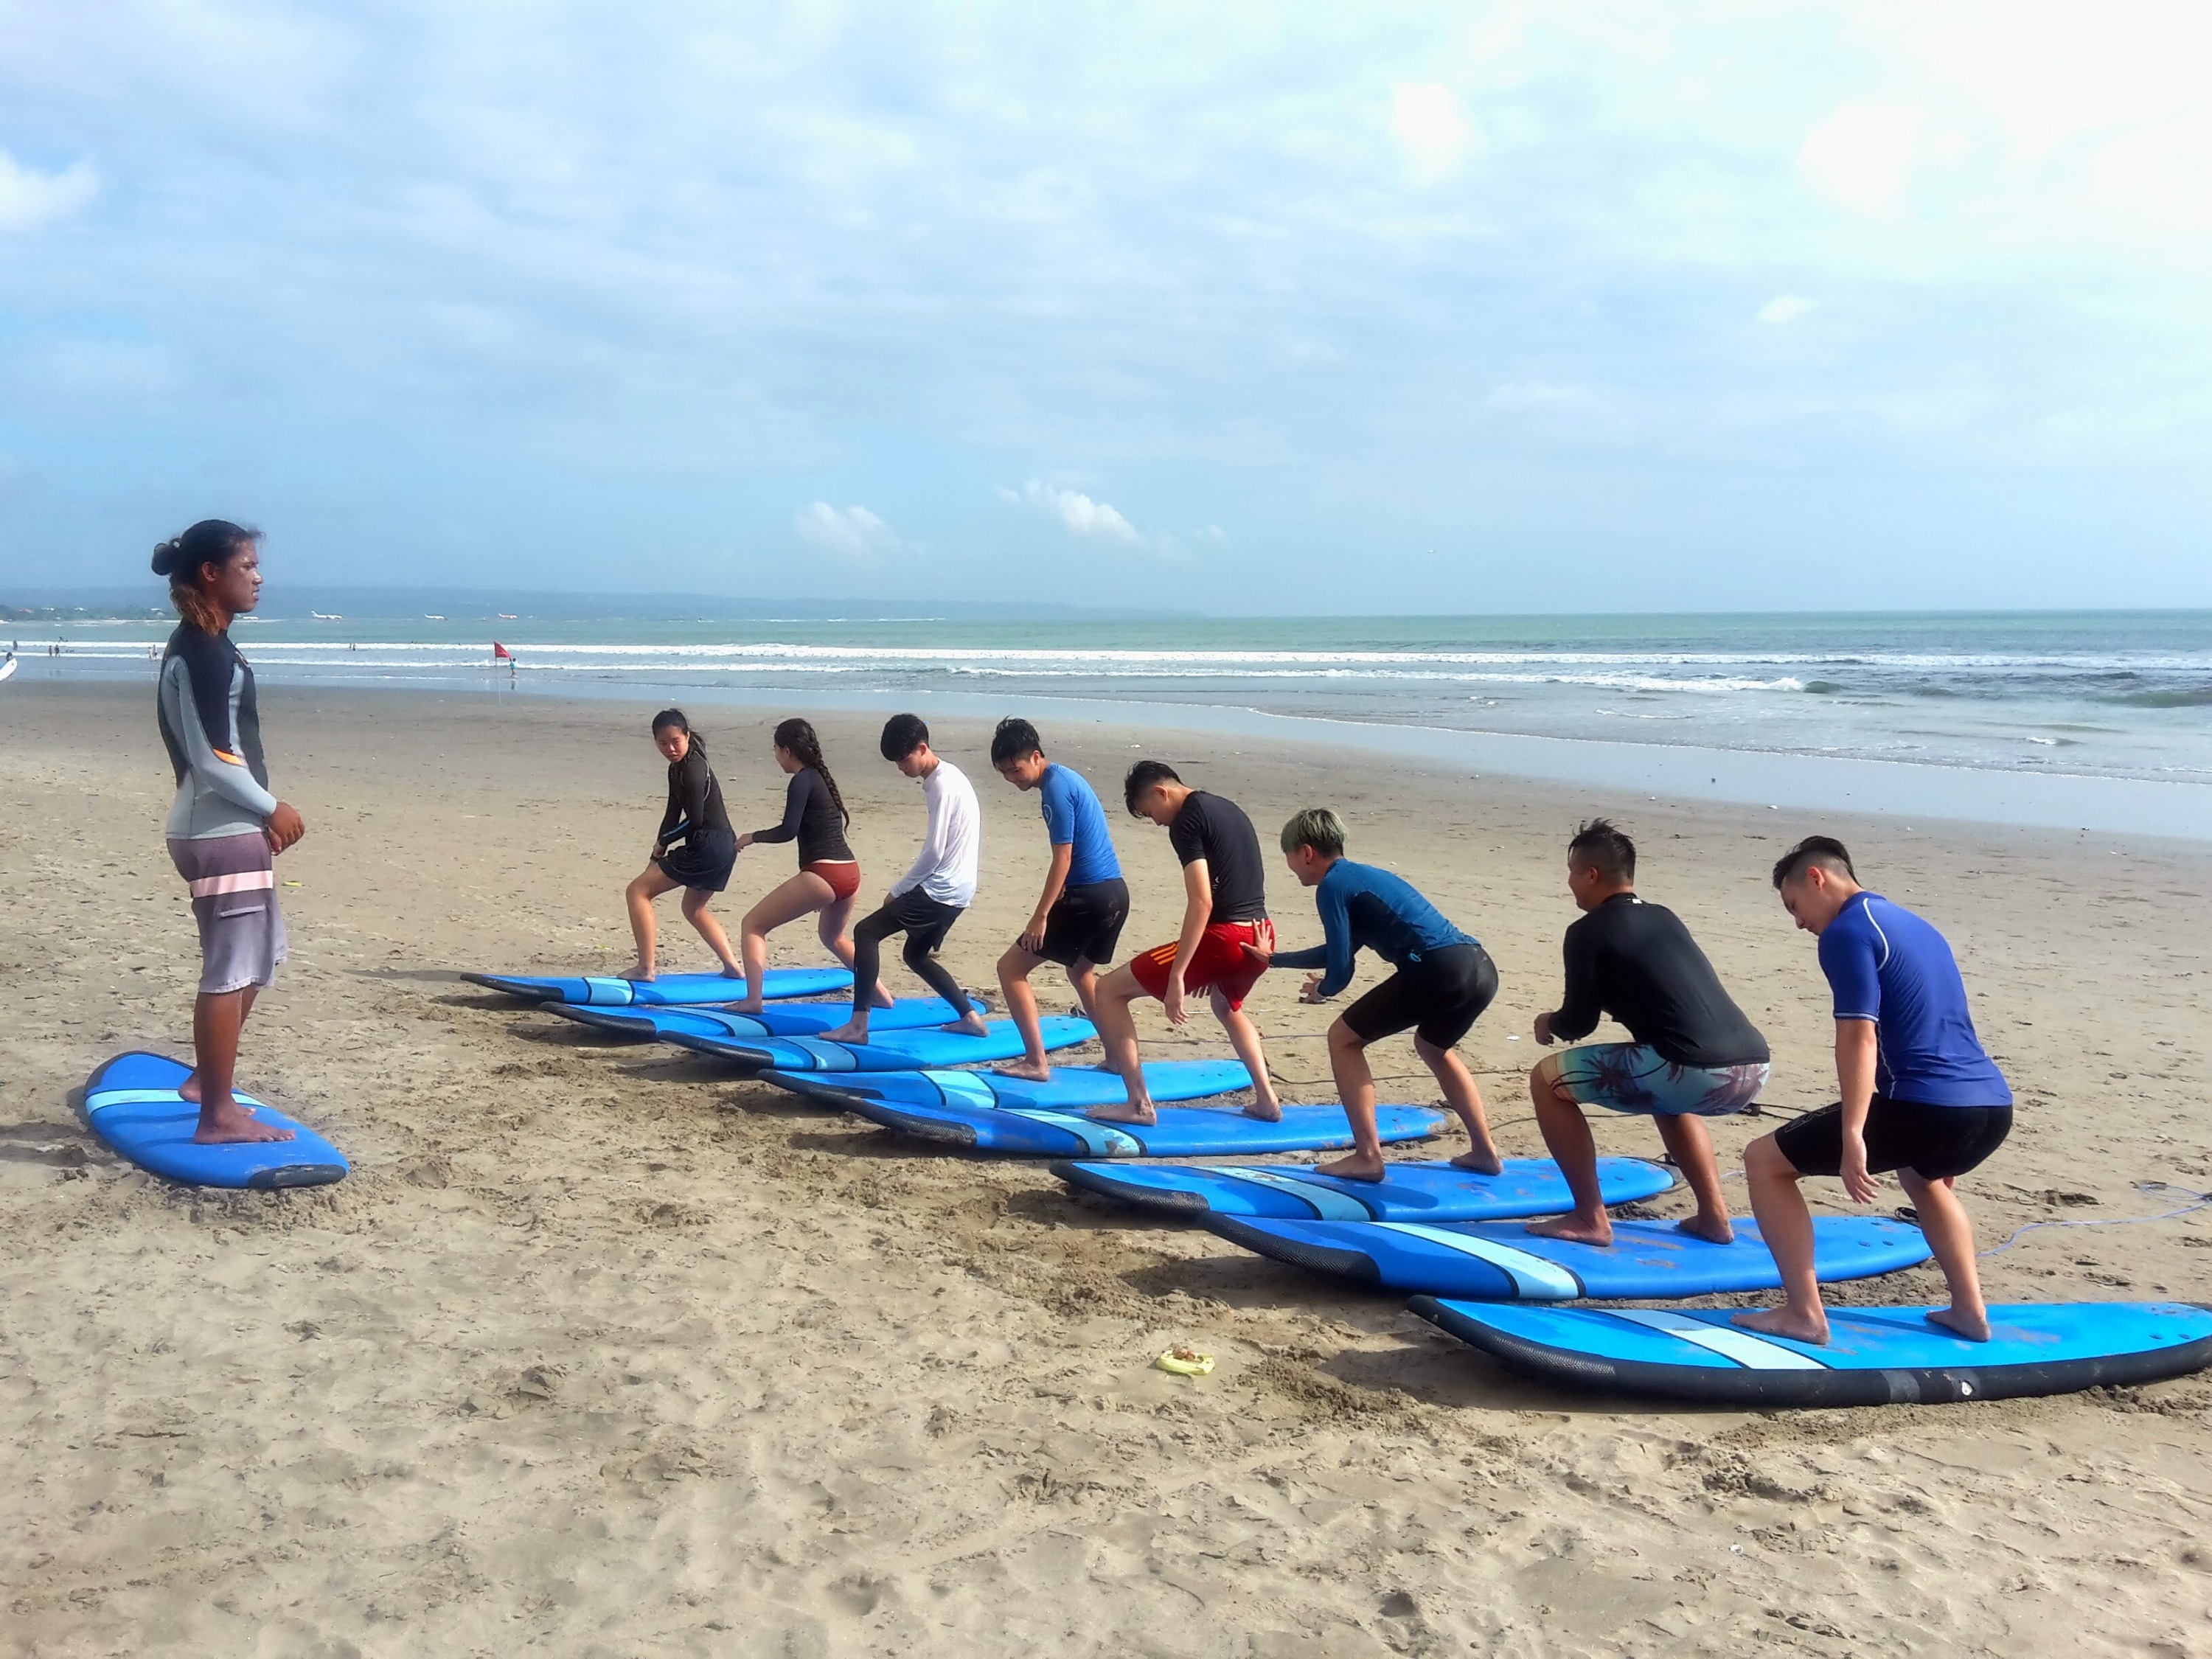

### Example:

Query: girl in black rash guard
xmin=730 ymin=718 xmax=890 ymax=1014
xmin=622 ymin=709 xmax=742 ymax=981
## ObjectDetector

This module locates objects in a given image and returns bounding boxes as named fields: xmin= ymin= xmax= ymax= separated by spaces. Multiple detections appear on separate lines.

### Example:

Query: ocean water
xmin=16 ymin=610 xmax=2211 ymax=836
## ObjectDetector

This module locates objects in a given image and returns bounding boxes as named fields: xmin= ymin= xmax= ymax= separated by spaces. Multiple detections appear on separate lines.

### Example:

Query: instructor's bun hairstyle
xmin=153 ymin=519 xmax=260 ymax=633
xmin=1772 ymin=835 xmax=1856 ymax=889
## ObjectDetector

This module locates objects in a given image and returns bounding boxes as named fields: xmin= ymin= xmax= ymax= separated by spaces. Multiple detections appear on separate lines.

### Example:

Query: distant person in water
xmin=1088 ymin=762 xmax=1281 ymax=1124
xmin=818 ymin=714 xmax=989 ymax=1044
xmin=1737 ymin=838 xmax=2013 ymax=1345
xmin=1270 ymin=809 xmax=1503 ymax=1180
xmin=987 ymin=717 xmax=1129 ymax=1082
xmin=1527 ymin=818 xmax=1769 ymax=1246
xmin=152 ymin=521 xmax=305 ymax=1144
xmin=622 ymin=709 xmax=741 ymax=981
xmin=730 ymin=717 xmax=888 ymax=1015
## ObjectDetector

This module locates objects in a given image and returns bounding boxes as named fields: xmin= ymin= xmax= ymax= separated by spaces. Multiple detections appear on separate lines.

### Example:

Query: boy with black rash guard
xmin=1737 ymin=838 xmax=2013 ymax=1344
xmin=987 ymin=718 xmax=1130 ymax=1082
xmin=1528 ymin=819 xmax=1770 ymax=1246
xmin=1272 ymin=809 xmax=1503 ymax=1181
xmin=818 ymin=714 xmax=990 ymax=1045
xmin=1088 ymin=762 xmax=1282 ymax=1124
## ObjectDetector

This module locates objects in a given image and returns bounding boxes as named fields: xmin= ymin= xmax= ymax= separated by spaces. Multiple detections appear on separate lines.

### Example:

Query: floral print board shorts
xmin=1552 ymin=1043 xmax=1767 ymax=1118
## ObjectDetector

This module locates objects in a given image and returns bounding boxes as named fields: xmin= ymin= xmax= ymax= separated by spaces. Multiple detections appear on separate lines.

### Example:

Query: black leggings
xmin=852 ymin=888 xmax=968 ymax=1013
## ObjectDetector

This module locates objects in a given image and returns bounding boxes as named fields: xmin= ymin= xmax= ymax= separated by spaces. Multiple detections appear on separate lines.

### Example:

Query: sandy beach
xmin=4 ymin=678 xmax=2211 ymax=1658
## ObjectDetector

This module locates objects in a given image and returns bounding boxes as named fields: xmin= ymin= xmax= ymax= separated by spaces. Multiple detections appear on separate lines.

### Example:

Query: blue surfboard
xmin=1205 ymin=1214 xmax=1930 ymax=1300
xmin=1411 ymin=1298 xmax=2212 ymax=1407
xmin=763 ymin=1058 xmax=1254 ymax=1113
xmin=831 ymin=1091 xmax=1452 ymax=1158
xmin=1054 ymin=1156 xmax=1674 ymax=1222
xmin=83 ymin=1052 xmax=349 ymax=1190
xmin=463 ymin=966 xmax=852 ymax=1006
xmin=546 ymin=995 xmax=981 ymax=1042
xmin=664 ymin=1015 xmax=1095 ymax=1073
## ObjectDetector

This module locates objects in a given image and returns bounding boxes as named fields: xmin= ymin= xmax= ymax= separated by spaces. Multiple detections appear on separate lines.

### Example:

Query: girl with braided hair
xmin=731 ymin=718 xmax=887 ymax=1015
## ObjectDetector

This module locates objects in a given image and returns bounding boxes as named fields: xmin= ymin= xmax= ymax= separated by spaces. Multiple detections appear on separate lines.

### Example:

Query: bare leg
xmin=1899 ymin=1169 xmax=1992 ymax=1341
xmin=1733 ymin=1132 xmax=1828 ymax=1342
xmin=737 ymin=872 xmax=837 ymax=1014
xmin=1315 ymin=1018 xmax=1385 ymax=1180
xmin=1655 ymin=1113 xmax=1734 ymax=1244
xmin=1524 ymin=1057 xmax=1612 ymax=1243
xmin=189 ymin=987 xmax=291 ymax=1144
xmin=1067 ymin=959 xmax=1100 ymax=1023
xmin=680 ymin=888 xmax=742 ymax=977
xmin=180 ymin=984 xmax=255 ymax=1104
xmin=1213 ymin=990 xmax=1281 ymax=1121
xmin=995 ymin=942 xmax=1054 ymax=1080
xmin=1421 ymin=1037 xmax=1503 ymax=1175
xmin=815 ymin=889 xmax=893 ymax=1007
xmin=624 ymin=865 xmax=679 ymax=980
xmin=1086 ymin=967 xmax=1155 ymax=1124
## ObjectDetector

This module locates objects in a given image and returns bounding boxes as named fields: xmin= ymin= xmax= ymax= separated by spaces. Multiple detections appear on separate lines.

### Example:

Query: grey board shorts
xmin=169 ymin=832 xmax=288 ymax=995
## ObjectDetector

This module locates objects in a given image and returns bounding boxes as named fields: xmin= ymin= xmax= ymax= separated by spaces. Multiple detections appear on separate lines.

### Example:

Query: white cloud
xmin=793 ymin=501 xmax=903 ymax=564
xmin=0 ymin=151 xmax=98 ymax=232
xmin=1389 ymin=83 xmax=1477 ymax=182
xmin=1000 ymin=479 xmax=1140 ymax=542
xmin=1756 ymin=295 xmax=1818 ymax=324
xmin=1799 ymin=103 xmax=1921 ymax=209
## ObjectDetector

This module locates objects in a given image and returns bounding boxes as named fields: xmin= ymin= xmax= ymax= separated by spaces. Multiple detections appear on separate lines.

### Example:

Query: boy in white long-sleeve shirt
xmin=821 ymin=714 xmax=989 ymax=1042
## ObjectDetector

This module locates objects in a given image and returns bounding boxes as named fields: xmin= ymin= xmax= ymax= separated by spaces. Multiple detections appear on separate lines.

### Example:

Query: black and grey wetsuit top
xmin=1549 ymin=893 xmax=1769 ymax=1068
xmin=749 ymin=767 xmax=853 ymax=866
xmin=158 ymin=623 xmax=278 ymax=841
xmin=658 ymin=745 xmax=733 ymax=849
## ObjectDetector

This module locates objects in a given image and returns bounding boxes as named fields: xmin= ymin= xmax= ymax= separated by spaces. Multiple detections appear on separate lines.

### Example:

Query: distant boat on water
xmin=311 ymin=610 xmax=344 ymax=621
xmin=424 ymin=613 xmax=447 ymax=622
xmin=497 ymin=613 xmax=518 ymax=620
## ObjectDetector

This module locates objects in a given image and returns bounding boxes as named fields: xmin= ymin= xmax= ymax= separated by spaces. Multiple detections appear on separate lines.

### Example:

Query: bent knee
xmin=1742 ymin=1133 xmax=1795 ymax=1179
xmin=1326 ymin=1018 xmax=1364 ymax=1053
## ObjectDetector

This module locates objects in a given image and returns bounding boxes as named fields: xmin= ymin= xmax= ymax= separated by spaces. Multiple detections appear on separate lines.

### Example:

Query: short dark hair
xmin=1123 ymin=759 xmax=1181 ymax=815
xmin=1773 ymin=835 xmax=1856 ymax=889
xmin=1566 ymin=818 xmax=1635 ymax=883
xmin=879 ymin=712 xmax=929 ymax=762
xmin=990 ymin=717 xmax=1043 ymax=767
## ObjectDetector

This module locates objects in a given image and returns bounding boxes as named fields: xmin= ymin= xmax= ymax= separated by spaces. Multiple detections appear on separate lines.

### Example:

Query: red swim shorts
xmin=1128 ymin=918 xmax=1275 ymax=1011
xmin=806 ymin=860 xmax=862 ymax=900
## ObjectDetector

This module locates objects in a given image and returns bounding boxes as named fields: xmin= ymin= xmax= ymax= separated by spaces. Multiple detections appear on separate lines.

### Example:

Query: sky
xmin=2 ymin=1 xmax=2209 ymax=613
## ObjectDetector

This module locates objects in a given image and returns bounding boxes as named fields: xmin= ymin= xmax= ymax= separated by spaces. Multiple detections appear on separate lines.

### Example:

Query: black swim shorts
xmin=1035 ymin=877 xmax=1130 ymax=969
xmin=1340 ymin=941 xmax=1498 ymax=1050
xmin=1775 ymin=1095 xmax=2012 ymax=1183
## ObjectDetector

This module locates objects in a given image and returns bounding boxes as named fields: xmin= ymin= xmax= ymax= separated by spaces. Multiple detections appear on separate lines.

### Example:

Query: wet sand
xmin=4 ymin=680 xmax=2211 ymax=1656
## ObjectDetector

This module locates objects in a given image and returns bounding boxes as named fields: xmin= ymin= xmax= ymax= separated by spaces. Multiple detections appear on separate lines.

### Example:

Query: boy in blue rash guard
xmin=987 ymin=718 xmax=1130 ymax=1082
xmin=1272 ymin=809 xmax=1504 ymax=1181
xmin=1738 ymin=838 xmax=2014 ymax=1344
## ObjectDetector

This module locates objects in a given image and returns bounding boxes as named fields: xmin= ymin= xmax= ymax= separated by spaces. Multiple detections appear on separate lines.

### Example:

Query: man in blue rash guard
xmin=1737 ymin=837 xmax=2014 ymax=1344
xmin=987 ymin=718 xmax=1130 ymax=1082
xmin=1270 ymin=808 xmax=1503 ymax=1181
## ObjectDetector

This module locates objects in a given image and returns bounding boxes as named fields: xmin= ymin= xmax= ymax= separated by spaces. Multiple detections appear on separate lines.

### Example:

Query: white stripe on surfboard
xmin=1379 ymin=1222 xmax=1585 ymax=1299
xmin=88 ymin=1088 xmax=269 ymax=1115
xmin=1605 ymin=1308 xmax=1829 ymax=1370
xmin=1003 ymin=1108 xmax=1144 ymax=1157
xmin=581 ymin=977 xmax=638 ymax=1006
xmin=1211 ymin=1166 xmax=1376 ymax=1221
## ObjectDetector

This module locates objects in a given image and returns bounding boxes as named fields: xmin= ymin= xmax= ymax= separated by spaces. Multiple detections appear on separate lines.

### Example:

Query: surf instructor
xmin=153 ymin=520 xmax=303 ymax=1144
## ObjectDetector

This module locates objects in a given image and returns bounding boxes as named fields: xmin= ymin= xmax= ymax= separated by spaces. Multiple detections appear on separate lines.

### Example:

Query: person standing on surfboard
xmin=151 ymin=521 xmax=304 ymax=1145
xmin=1527 ymin=819 xmax=1770 ymax=1247
xmin=728 ymin=717 xmax=894 ymax=1015
xmin=987 ymin=717 xmax=1130 ymax=1082
xmin=1269 ymin=808 xmax=1504 ymax=1181
xmin=1088 ymin=761 xmax=1283 ymax=1124
xmin=621 ymin=709 xmax=742 ymax=982
xmin=818 ymin=714 xmax=990 ymax=1044
xmin=1739 ymin=838 xmax=2014 ymax=1344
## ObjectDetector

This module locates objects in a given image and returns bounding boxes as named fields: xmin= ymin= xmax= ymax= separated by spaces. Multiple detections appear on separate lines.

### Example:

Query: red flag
xmin=492 ymin=641 xmax=513 ymax=660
